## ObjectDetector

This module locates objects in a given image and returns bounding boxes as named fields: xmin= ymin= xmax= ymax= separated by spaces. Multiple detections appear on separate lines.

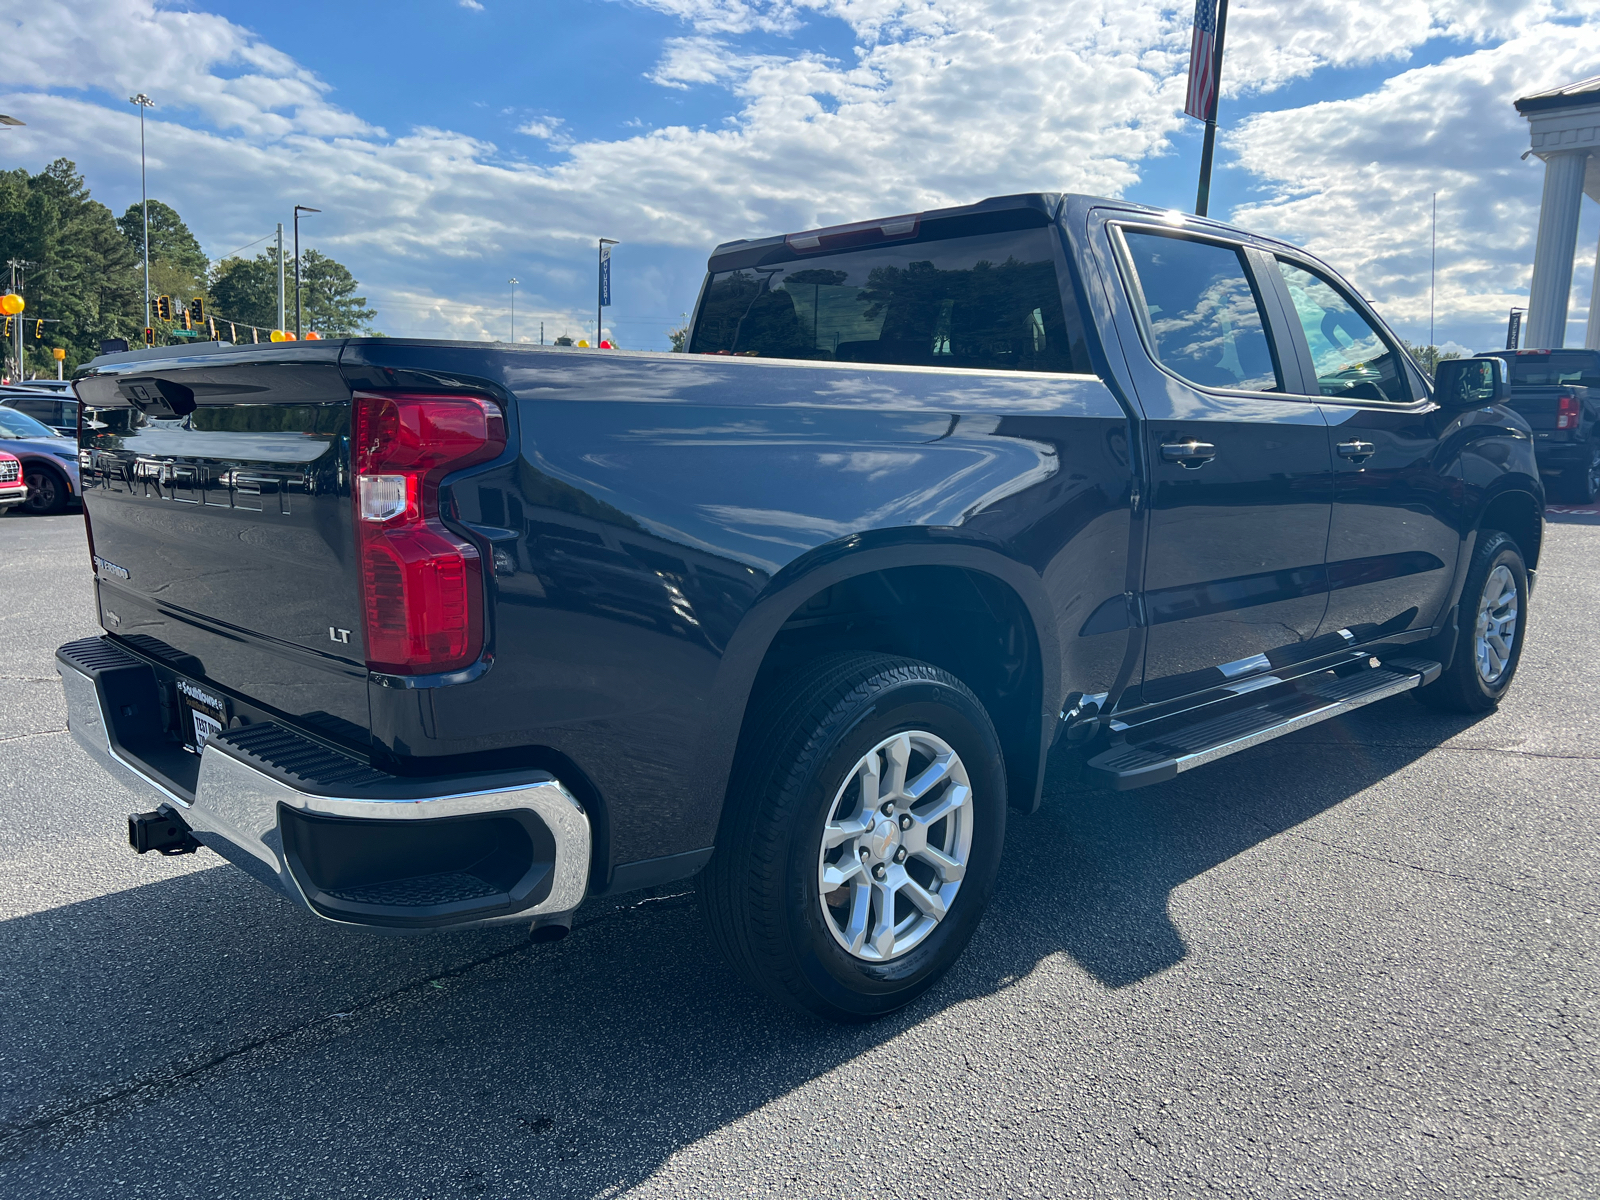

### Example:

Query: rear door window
xmin=1276 ymin=260 xmax=1412 ymax=404
xmin=1119 ymin=230 xmax=1282 ymax=392
xmin=689 ymin=227 xmax=1090 ymax=373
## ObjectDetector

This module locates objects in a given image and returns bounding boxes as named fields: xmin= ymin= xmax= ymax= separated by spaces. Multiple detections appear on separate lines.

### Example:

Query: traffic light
xmin=2 ymin=317 xmax=10 ymax=338
xmin=144 ymin=326 xmax=155 ymax=346
xmin=34 ymin=320 xmax=43 ymax=339
xmin=155 ymin=295 xmax=172 ymax=322
xmin=180 ymin=308 xmax=191 ymax=331
xmin=208 ymin=317 xmax=218 ymax=341
xmin=188 ymin=297 xmax=204 ymax=326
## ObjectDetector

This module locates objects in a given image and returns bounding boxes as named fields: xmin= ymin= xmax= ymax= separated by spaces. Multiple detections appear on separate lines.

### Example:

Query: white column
xmin=1587 ymin=220 xmax=1600 ymax=350
xmin=1526 ymin=150 xmax=1590 ymax=348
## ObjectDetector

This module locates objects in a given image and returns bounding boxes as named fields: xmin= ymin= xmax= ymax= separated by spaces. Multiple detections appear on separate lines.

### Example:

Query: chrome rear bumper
xmin=58 ymin=637 xmax=590 ymax=932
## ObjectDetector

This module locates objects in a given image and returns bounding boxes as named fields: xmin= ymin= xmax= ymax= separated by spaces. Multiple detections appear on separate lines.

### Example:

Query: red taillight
xmin=1556 ymin=390 xmax=1581 ymax=431
xmin=351 ymin=391 xmax=506 ymax=674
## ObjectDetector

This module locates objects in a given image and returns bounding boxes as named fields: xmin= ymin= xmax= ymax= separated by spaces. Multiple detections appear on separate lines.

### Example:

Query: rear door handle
xmin=1336 ymin=439 xmax=1375 ymax=463
xmin=1160 ymin=439 xmax=1217 ymax=468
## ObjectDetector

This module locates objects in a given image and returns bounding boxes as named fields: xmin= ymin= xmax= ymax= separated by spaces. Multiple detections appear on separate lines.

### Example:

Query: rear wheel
xmin=22 ymin=465 xmax=68 ymax=515
xmin=1415 ymin=529 xmax=1527 ymax=713
xmin=1560 ymin=439 xmax=1600 ymax=504
xmin=698 ymin=653 xmax=1007 ymax=1022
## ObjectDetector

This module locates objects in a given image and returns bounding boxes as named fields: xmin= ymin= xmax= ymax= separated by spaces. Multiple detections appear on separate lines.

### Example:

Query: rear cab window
xmin=690 ymin=208 xmax=1092 ymax=374
xmin=1501 ymin=352 xmax=1600 ymax=389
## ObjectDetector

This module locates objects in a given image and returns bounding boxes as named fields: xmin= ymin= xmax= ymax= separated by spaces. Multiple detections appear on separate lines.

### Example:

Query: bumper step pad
xmin=1085 ymin=656 xmax=1441 ymax=790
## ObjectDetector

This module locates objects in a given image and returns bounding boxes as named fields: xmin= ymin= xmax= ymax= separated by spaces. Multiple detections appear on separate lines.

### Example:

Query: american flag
xmin=1185 ymin=0 xmax=1219 ymax=121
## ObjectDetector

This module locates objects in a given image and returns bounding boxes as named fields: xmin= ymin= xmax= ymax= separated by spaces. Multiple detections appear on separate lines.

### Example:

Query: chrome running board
xmin=1083 ymin=656 xmax=1441 ymax=791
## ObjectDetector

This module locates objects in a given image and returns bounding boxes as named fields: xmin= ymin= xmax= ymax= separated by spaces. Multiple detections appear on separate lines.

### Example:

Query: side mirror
xmin=1434 ymin=357 xmax=1507 ymax=408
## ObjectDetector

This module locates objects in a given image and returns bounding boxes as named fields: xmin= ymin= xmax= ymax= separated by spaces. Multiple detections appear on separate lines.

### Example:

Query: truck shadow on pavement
xmin=0 ymin=695 xmax=1487 ymax=1197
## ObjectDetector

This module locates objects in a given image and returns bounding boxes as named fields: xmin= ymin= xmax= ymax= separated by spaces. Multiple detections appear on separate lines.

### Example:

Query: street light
xmin=293 ymin=205 xmax=320 ymax=339
xmin=129 ymin=94 xmax=154 ymax=323
xmin=509 ymin=277 xmax=519 ymax=343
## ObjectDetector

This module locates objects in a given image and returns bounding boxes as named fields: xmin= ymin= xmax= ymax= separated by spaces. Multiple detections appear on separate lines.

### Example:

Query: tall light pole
xmin=129 ymin=94 xmax=154 ymax=323
xmin=509 ymin=277 xmax=518 ymax=343
xmin=276 ymin=223 xmax=286 ymax=333
xmin=293 ymin=205 xmax=319 ymax=339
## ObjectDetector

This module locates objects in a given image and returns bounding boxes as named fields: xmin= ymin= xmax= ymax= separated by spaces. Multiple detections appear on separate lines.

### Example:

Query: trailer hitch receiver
xmin=129 ymin=805 xmax=200 ymax=856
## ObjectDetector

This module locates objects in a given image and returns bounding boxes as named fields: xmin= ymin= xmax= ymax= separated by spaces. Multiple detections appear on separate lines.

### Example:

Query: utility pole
xmin=540 ymin=320 xmax=544 ymax=346
xmin=129 ymin=94 xmax=155 ymax=322
xmin=509 ymin=277 xmax=519 ymax=343
xmin=7 ymin=259 xmax=26 ymax=380
xmin=293 ymin=205 xmax=319 ymax=339
xmin=6 ymin=259 xmax=21 ymax=380
xmin=276 ymin=223 xmax=286 ymax=333
xmin=1430 ymin=192 xmax=1437 ymax=354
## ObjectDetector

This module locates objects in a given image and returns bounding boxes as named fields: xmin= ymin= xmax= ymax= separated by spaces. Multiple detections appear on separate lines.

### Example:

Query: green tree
xmin=210 ymin=250 xmax=282 ymax=330
xmin=667 ymin=313 xmax=689 ymax=351
xmin=1398 ymin=339 xmax=1461 ymax=376
xmin=0 ymin=158 xmax=142 ymax=375
xmin=210 ymin=248 xmax=376 ymax=338
xmin=300 ymin=249 xmax=376 ymax=335
xmin=117 ymin=199 xmax=209 ymax=296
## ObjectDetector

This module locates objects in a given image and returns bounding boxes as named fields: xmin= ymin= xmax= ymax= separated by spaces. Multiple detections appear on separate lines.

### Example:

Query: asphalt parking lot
xmin=0 ymin=509 xmax=1595 ymax=1199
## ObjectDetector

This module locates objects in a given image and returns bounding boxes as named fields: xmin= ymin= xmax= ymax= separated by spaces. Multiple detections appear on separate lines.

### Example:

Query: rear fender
xmin=697 ymin=531 xmax=1061 ymax=824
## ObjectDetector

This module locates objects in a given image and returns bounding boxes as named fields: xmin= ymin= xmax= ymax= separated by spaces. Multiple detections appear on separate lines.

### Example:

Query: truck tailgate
xmin=74 ymin=347 xmax=370 ymax=745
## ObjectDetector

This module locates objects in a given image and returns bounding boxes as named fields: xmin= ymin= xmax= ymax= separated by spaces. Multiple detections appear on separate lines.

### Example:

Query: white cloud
xmin=1 ymin=0 xmax=1594 ymax=347
xmin=460 ymin=0 xmax=485 ymax=9
xmin=517 ymin=115 xmax=568 ymax=140
xmin=1227 ymin=17 xmax=1600 ymax=341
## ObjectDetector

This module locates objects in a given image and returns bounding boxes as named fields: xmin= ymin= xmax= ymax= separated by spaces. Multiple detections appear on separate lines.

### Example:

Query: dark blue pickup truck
xmin=60 ymin=193 xmax=1541 ymax=1021
xmin=1476 ymin=348 xmax=1600 ymax=502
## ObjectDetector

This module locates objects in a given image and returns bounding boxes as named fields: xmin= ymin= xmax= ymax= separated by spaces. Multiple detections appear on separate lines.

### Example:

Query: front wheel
xmin=1415 ymin=529 xmax=1528 ymax=713
xmin=698 ymin=653 xmax=1007 ymax=1022
xmin=1560 ymin=439 xmax=1600 ymax=504
xmin=22 ymin=465 xmax=68 ymax=515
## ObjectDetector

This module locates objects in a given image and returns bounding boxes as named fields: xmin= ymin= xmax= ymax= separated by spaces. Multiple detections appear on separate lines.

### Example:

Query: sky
xmin=1 ymin=0 xmax=1597 ymax=352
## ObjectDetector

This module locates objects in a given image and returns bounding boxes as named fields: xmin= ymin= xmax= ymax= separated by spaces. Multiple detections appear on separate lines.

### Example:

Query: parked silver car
xmin=0 ymin=406 xmax=80 ymax=514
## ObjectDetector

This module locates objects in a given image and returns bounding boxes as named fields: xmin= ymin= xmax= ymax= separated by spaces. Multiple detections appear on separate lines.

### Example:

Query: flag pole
xmin=1194 ymin=0 xmax=1230 ymax=218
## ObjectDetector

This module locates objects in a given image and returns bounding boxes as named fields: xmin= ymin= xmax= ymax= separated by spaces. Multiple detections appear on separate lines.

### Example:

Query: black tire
xmin=698 ymin=653 xmax=1007 ymax=1022
xmin=1415 ymin=529 xmax=1528 ymax=713
xmin=1560 ymin=439 xmax=1600 ymax=504
xmin=22 ymin=464 xmax=68 ymax=515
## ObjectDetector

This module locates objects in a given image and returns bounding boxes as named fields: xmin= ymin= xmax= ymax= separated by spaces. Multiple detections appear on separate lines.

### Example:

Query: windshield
xmin=0 ymin=408 xmax=58 ymax=439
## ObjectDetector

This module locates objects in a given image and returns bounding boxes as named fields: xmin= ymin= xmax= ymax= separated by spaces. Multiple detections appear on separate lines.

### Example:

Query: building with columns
xmin=1518 ymin=76 xmax=1600 ymax=349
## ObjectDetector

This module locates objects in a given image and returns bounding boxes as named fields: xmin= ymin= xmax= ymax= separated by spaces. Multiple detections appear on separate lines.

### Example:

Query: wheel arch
xmin=1477 ymin=485 xmax=1543 ymax=571
xmin=697 ymin=533 xmax=1061 ymax=832
xmin=18 ymin=454 xmax=72 ymax=511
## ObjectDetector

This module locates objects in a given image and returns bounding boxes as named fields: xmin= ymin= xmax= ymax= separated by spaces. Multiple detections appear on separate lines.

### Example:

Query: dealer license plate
xmin=177 ymin=679 xmax=228 ymax=752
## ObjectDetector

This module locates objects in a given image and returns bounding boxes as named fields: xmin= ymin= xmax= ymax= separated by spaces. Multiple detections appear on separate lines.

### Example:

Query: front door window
xmin=1277 ymin=261 xmax=1411 ymax=404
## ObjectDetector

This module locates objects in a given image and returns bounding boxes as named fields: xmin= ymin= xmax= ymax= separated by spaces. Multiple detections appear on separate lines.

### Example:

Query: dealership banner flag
xmin=1185 ymin=0 xmax=1219 ymax=120
xmin=600 ymin=243 xmax=613 ymax=307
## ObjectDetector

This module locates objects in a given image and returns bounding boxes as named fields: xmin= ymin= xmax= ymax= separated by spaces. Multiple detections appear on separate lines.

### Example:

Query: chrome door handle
xmin=1336 ymin=439 xmax=1375 ymax=463
xmin=1160 ymin=439 xmax=1217 ymax=469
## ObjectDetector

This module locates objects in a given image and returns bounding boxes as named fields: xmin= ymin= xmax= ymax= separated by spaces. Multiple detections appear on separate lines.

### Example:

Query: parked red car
xmin=0 ymin=449 xmax=25 ymax=513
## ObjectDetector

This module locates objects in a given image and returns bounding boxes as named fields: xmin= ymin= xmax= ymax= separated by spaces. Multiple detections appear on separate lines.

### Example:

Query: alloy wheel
xmin=1473 ymin=563 xmax=1519 ymax=686
xmin=817 ymin=730 xmax=973 ymax=963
